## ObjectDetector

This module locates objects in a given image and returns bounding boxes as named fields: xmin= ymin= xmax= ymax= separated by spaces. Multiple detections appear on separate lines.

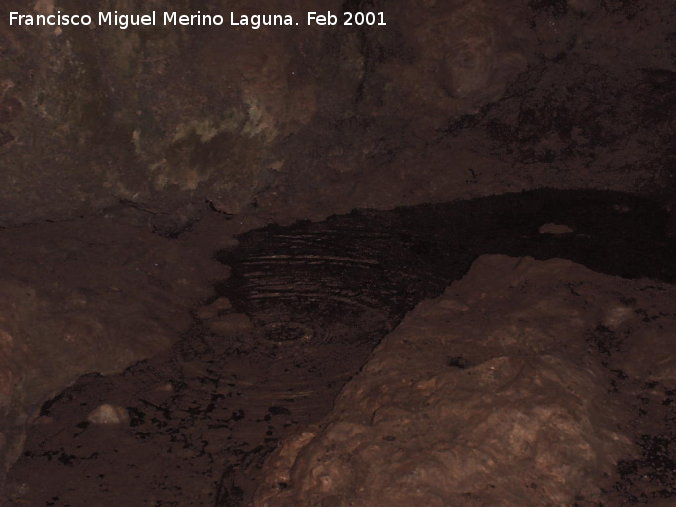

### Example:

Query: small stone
xmin=86 ymin=404 xmax=130 ymax=425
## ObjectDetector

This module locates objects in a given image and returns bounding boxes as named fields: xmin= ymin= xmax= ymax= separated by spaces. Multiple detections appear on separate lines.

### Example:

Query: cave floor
xmin=4 ymin=189 xmax=676 ymax=506
xmin=6 ymin=321 xmax=373 ymax=506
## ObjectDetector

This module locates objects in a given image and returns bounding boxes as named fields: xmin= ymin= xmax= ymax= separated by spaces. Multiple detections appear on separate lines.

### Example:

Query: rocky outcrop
xmin=254 ymin=255 xmax=676 ymax=506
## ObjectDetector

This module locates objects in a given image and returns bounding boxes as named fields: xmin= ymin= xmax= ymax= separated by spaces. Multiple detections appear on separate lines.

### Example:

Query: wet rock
xmin=220 ymin=189 xmax=676 ymax=361
xmin=254 ymin=255 xmax=676 ymax=506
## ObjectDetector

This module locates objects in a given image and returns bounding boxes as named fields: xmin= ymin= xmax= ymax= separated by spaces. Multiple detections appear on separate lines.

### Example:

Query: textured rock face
xmin=1 ymin=0 xmax=675 ymax=225
xmin=0 ymin=213 xmax=226 ymax=487
xmin=254 ymin=255 xmax=676 ymax=506
xmin=0 ymin=0 xmax=339 ymax=224
xmin=368 ymin=0 xmax=529 ymax=118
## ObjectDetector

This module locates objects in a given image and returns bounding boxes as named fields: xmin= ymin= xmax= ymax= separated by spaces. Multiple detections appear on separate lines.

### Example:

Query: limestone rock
xmin=254 ymin=255 xmax=676 ymax=506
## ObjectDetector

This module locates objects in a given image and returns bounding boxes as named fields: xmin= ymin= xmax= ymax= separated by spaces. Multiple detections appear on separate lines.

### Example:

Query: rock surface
xmin=0 ymin=209 xmax=231 ymax=489
xmin=254 ymin=255 xmax=676 ymax=506
xmin=1 ymin=0 xmax=675 ymax=225
xmin=86 ymin=404 xmax=130 ymax=425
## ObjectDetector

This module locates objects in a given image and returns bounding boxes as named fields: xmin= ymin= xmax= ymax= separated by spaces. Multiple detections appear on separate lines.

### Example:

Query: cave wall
xmin=1 ymin=0 xmax=674 ymax=227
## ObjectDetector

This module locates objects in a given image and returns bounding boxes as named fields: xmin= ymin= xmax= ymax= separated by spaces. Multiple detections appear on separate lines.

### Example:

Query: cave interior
xmin=0 ymin=1 xmax=675 ymax=506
